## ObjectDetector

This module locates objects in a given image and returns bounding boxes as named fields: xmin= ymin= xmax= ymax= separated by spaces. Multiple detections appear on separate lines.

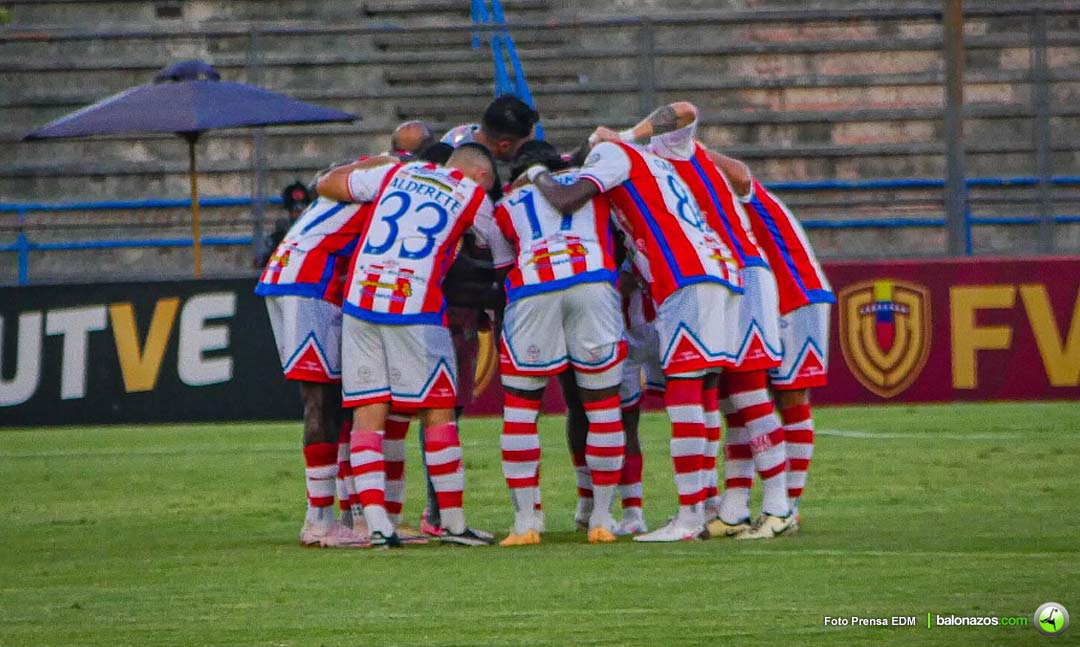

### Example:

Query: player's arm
xmin=528 ymin=166 xmax=599 ymax=215
xmin=618 ymin=101 xmax=698 ymax=145
xmin=703 ymin=148 xmax=754 ymax=199
xmin=315 ymin=155 xmax=397 ymax=202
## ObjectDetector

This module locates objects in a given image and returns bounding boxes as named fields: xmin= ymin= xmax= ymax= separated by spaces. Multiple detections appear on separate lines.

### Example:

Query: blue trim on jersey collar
xmin=505 ymin=269 xmax=617 ymax=302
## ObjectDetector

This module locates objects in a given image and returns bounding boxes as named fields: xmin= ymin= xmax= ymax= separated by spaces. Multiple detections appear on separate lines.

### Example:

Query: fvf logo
xmin=0 ymin=292 xmax=236 ymax=407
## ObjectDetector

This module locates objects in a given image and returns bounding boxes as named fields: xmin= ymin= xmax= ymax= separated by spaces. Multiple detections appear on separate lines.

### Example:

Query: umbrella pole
xmin=187 ymin=136 xmax=202 ymax=279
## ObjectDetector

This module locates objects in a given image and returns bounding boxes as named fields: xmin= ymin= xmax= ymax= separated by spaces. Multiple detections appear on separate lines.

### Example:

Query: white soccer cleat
xmin=299 ymin=520 xmax=334 ymax=547
xmin=614 ymin=516 xmax=649 ymax=536
xmin=319 ymin=523 xmax=371 ymax=548
xmin=736 ymin=513 xmax=798 ymax=540
xmin=632 ymin=517 xmax=706 ymax=543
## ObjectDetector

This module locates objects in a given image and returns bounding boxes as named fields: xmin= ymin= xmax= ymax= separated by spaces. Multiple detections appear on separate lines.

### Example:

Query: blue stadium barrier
xmin=2 ymin=177 xmax=1079 ymax=285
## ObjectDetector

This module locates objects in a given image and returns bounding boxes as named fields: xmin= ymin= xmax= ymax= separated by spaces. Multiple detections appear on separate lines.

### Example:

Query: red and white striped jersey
xmin=491 ymin=169 xmax=617 ymax=302
xmin=342 ymin=162 xmax=493 ymax=325
xmin=579 ymin=141 xmax=741 ymax=305
xmin=255 ymin=197 xmax=370 ymax=306
xmin=741 ymin=178 xmax=834 ymax=314
xmin=658 ymin=142 xmax=769 ymax=271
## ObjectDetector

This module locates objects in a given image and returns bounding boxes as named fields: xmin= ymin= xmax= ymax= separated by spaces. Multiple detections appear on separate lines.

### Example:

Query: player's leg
xmin=615 ymin=355 xmax=646 ymax=536
xmin=635 ymin=283 xmax=736 ymax=542
xmin=265 ymin=295 xmax=351 ymax=546
xmin=726 ymin=369 xmax=794 ymax=540
xmin=297 ymin=381 xmax=340 ymax=545
xmin=708 ymin=376 xmax=754 ymax=537
xmin=768 ymin=301 xmax=831 ymax=528
xmin=383 ymin=410 xmax=428 ymax=544
xmin=394 ymin=323 xmax=492 ymax=546
xmin=499 ymin=378 xmax=546 ymax=546
xmin=701 ymin=372 xmax=723 ymax=520
xmin=776 ymin=388 xmax=813 ymax=519
xmin=341 ymin=315 xmax=398 ymax=547
xmin=564 ymin=281 xmax=628 ymax=543
xmin=559 ymin=371 xmax=593 ymax=530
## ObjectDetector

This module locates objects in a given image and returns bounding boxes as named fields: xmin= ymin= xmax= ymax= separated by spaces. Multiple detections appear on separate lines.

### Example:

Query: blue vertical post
xmin=963 ymin=203 xmax=973 ymax=256
xmin=475 ymin=0 xmax=545 ymax=140
xmin=16 ymin=208 xmax=29 ymax=285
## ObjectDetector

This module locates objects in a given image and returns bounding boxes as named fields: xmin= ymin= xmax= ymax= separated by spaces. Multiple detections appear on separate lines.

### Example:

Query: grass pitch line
xmin=818 ymin=429 xmax=1023 ymax=441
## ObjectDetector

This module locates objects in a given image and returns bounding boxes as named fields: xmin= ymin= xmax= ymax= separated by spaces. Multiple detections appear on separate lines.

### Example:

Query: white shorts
xmin=265 ymin=295 xmax=342 ymax=383
xmin=655 ymin=282 xmax=741 ymax=376
xmin=731 ymin=265 xmax=783 ymax=372
xmin=499 ymin=282 xmax=627 ymax=377
xmin=770 ymin=302 xmax=832 ymax=389
xmin=341 ymin=316 xmax=458 ymax=411
xmin=619 ymin=321 xmax=666 ymax=407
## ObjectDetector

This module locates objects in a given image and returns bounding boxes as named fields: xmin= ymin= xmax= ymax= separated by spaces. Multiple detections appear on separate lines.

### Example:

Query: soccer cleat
xmin=395 ymin=525 xmax=429 ymax=545
xmin=587 ymin=526 xmax=617 ymax=544
xmin=320 ymin=524 xmax=371 ymax=548
xmin=736 ymin=513 xmax=798 ymax=540
xmin=369 ymin=530 xmax=402 ymax=548
xmin=420 ymin=510 xmax=443 ymax=537
xmin=706 ymin=516 xmax=752 ymax=538
xmin=299 ymin=520 xmax=333 ymax=547
xmin=632 ymin=518 xmax=706 ymax=543
xmin=614 ymin=516 xmax=649 ymax=536
xmin=499 ymin=529 xmax=541 ymax=547
xmin=440 ymin=527 xmax=495 ymax=547
xmin=703 ymin=500 xmax=722 ymax=523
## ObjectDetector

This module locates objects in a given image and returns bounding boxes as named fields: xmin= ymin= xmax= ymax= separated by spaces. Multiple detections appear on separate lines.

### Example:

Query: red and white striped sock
xmin=619 ymin=452 xmax=643 ymax=516
xmin=666 ymin=377 xmax=706 ymax=524
xmin=702 ymin=382 xmax=722 ymax=509
xmin=336 ymin=420 xmax=355 ymax=523
xmin=584 ymin=395 xmax=625 ymax=526
xmin=501 ymin=394 xmax=542 ymax=532
xmin=350 ymin=428 xmax=392 ymax=535
xmin=383 ymin=412 xmax=410 ymax=526
xmin=303 ymin=442 xmax=338 ymax=524
xmin=781 ymin=402 xmax=815 ymax=508
xmin=719 ymin=404 xmax=753 ymax=523
xmin=727 ymin=371 xmax=790 ymax=517
xmin=424 ymin=422 xmax=466 ymax=534
xmin=572 ymin=451 xmax=593 ymax=502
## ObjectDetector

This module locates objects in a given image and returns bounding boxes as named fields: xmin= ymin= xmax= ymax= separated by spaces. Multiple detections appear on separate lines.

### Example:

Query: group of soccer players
xmin=256 ymin=95 xmax=834 ymax=548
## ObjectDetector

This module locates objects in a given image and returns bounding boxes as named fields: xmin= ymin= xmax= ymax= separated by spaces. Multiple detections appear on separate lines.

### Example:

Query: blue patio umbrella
xmin=24 ymin=60 xmax=357 ymax=277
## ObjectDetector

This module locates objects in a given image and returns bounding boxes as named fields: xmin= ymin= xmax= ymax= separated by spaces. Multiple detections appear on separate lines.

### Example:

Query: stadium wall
xmin=1 ymin=257 xmax=1078 ymax=427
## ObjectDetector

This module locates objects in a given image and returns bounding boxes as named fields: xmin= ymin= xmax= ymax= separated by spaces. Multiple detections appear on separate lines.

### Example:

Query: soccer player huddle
xmin=256 ymin=95 xmax=834 ymax=549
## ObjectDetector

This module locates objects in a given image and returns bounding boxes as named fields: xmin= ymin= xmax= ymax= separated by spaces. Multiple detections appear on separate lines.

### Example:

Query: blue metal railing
xmin=2 ymin=176 xmax=1079 ymax=285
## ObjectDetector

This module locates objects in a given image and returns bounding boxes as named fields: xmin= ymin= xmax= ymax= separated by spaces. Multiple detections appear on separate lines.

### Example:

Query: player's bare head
xmin=447 ymin=142 xmax=497 ymax=190
xmin=390 ymin=120 xmax=436 ymax=156
xmin=479 ymin=95 xmax=539 ymax=161
xmin=509 ymin=140 xmax=570 ymax=182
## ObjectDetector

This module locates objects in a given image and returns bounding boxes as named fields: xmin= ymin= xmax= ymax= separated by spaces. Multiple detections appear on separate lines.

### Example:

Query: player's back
xmin=256 ymin=196 xmax=369 ymax=304
xmin=662 ymin=143 xmax=769 ymax=271
xmin=742 ymin=178 xmax=834 ymax=313
xmin=580 ymin=141 xmax=741 ymax=304
xmin=344 ymin=162 xmax=489 ymax=324
xmin=494 ymin=169 xmax=616 ymax=301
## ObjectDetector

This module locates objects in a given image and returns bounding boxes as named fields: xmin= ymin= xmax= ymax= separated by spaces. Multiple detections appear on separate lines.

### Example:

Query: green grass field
xmin=1 ymin=402 xmax=1078 ymax=646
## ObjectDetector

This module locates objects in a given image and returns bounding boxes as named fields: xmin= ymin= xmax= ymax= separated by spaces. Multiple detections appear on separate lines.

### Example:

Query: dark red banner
xmin=464 ymin=256 xmax=1080 ymax=413
xmin=818 ymin=256 xmax=1080 ymax=404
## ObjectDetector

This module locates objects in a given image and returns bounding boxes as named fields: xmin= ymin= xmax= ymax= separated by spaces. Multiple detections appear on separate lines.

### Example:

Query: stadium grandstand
xmin=2 ymin=0 xmax=1078 ymax=281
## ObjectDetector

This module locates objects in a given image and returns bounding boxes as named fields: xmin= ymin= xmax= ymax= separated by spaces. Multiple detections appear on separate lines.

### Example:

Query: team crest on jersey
xmin=839 ymin=279 xmax=931 ymax=398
